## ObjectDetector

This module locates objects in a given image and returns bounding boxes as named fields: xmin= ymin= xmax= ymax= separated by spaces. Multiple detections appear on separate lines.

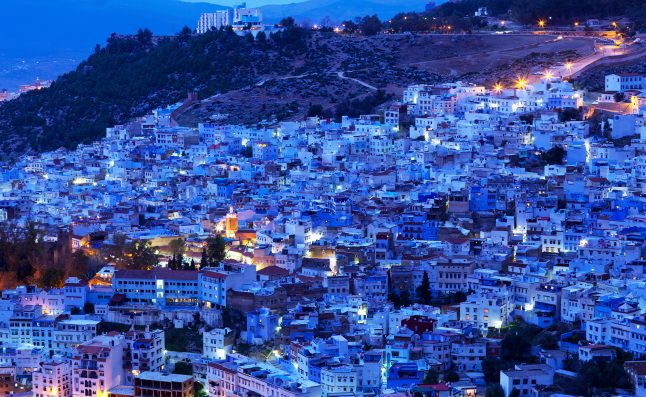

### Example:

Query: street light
xmin=493 ymin=83 xmax=503 ymax=93
xmin=538 ymin=19 xmax=545 ymax=29
xmin=516 ymin=77 xmax=527 ymax=90
xmin=544 ymin=70 xmax=553 ymax=80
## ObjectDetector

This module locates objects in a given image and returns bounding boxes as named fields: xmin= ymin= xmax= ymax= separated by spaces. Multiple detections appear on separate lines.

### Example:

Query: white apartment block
xmin=197 ymin=11 xmax=231 ymax=34
xmin=500 ymin=364 xmax=554 ymax=397
xmin=112 ymin=269 xmax=199 ymax=308
xmin=203 ymin=328 xmax=235 ymax=360
xmin=72 ymin=335 xmax=125 ymax=397
xmin=33 ymin=358 xmax=72 ymax=397
xmin=460 ymin=293 xmax=512 ymax=331
xmin=54 ymin=319 xmax=99 ymax=354
xmin=605 ymin=73 xmax=644 ymax=93
xmin=320 ymin=366 xmax=358 ymax=397
xmin=451 ymin=341 xmax=486 ymax=372
xmin=124 ymin=328 xmax=165 ymax=384
xmin=199 ymin=265 xmax=256 ymax=309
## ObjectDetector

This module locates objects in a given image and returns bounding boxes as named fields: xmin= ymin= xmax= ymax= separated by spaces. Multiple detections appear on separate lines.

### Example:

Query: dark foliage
xmin=0 ymin=27 xmax=308 ymax=160
xmin=540 ymin=146 xmax=567 ymax=165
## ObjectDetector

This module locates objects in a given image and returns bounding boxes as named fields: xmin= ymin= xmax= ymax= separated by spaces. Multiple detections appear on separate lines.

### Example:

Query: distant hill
xmin=260 ymin=0 xmax=434 ymax=24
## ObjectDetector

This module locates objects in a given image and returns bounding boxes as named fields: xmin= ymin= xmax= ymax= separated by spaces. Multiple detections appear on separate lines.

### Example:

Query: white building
xmin=33 ymin=358 xmax=72 ymax=397
xmin=199 ymin=264 xmax=256 ymax=309
xmin=207 ymin=357 xmax=321 ymax=397
xmin=320 ymin=366 xmax=358 ymax=397
xmin=500 ymin=364 xmax=554 ymax=397
xmin=605 ymin=73 xmax=645 ymax=93
xmin=451 ymin=341 xmax=486 ymax=372
xmin=203 ymin=328 xmax=235 ymax=360
xmin=460 ymin=292 xmax=511 ymax=331
xmin=124 ymin=328 xmax=165 ymax=384
xmin=72 ymin=335 xmax=125 ymax=397
xmin=197 ymin=10 xmax=231 ymax=34
xmin=112 ymin=269 xmax=199 ymax=308
xmin=53 ymin=319 xmax=99 ymax=355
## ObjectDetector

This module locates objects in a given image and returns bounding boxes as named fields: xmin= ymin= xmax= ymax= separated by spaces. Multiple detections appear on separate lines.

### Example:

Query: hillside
xmin=0 ymin=29 xmax=595 ymax=161
xmin=419 ymin=0 xmax=646 ymax=27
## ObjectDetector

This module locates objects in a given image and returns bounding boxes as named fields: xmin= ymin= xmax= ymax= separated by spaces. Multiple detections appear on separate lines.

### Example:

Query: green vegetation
xmin=541 ymin=146 xmax=567 ymax=165
xmin=485 ymin=384 xmax=505 ymax=397
xmin=0 ymin=222 xmax=96 ymax=288
xmin=0 ymin=26 xmax=308 ymax=160
xmin=97 ymin=321 xmax=139 ymax=334
xmin=165 ymin=327 xmax=203 ymax=353
xmin=389 ymin=0 xmax=645 ymax=31
xmin=341 ymin=15 xmax=384 ymax=36
xmin=422 ymin=368 xmax=439 ymax=384
xmin=100 ymin=233 xmax=159 ymax=270
xmin=416 ymin=270 xmax=432 ymax=304
xmin=558 ymin=352 xmax=634 ymax=396
xmin=482 ymin=318 xmax=544 ymax=383
xmin=172 ymin=360 xmax=194 ymax=375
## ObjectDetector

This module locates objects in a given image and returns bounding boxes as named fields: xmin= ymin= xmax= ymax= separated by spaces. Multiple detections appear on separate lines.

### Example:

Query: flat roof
xmin=137 ymin=371 xmax=192 ymax=383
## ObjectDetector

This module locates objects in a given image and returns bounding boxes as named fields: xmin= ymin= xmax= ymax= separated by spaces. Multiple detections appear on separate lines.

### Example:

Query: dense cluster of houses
xmin=2 ymin=73 xmax=646 ymax=397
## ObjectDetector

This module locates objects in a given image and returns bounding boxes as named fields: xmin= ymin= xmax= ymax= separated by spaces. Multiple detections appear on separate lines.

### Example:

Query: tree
xmin=83 ymin=302 xmax=95 ymax=314
xmin=444 ymin=370 xmax=460 ymax=382
xmin=519 ymin=113 xmax=534 ymax=125
xmin=126 ymin=240 xmax=159 ymax=270
xmin=69 ymin=250 xmax=90 ymax=278
xmin=416 ymin=271 xmax=431 ymax=304
xmin=169 ymin=238 xmax=186 ymax=257
xmin=103 ymin=233 xmax=128 ymax=268
xmin=422 ymin=368 xmax=439 ymax=384
xmin=341 ymin=19 xmax=359 ymax=34
xmin=242 ymin=145 xmax=253 ymax=158
xmin=603 ymin=119 xmax=612 ymax=137
xmin=558 ymin=107 xmax=581 ymax=122
xmin=40 ymin=267 xmax=66 ymax=288
xmin=195 ymin=382 xmax=207 ymax=397
xmin=485 ymin=384 xmax=504 ymax=397
xmin=482 ymin=357 xmax=508 ymax=383
xmin=359 ymin=15 xmax=383 ymax=36
xmin=256 ymin=31 xmax=267 ymax=43
xmin=200 ymin=248 xmax=208 ymax=269
xmin=501 ymin=318 xmax=541 ymax=361
xmin=509 ymin=389 xmax=520 ymax=397
xmin=136 ymin=28 xmax=153 ymax=46
xmin=173 ymin=360 xmax=193 ymax=375
xmin=399 ymin=290 xmax=412 ymax=307
xmin=280 ymin=17 xmax=295 ymax=28
xmin=306 ymin=104 xmax=324 ymax=118
xmin=179 ymin=26 xmax=193 ymax=37
xmin=614 ymin=92 xmax=626 ymax=102
xmin=540 ymin=146 xmax=566 ymax=165
xmin=533 ymin=331 xmax=559 ymax=350
xmin=206 ymin=235 xmax=227 ymax=266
